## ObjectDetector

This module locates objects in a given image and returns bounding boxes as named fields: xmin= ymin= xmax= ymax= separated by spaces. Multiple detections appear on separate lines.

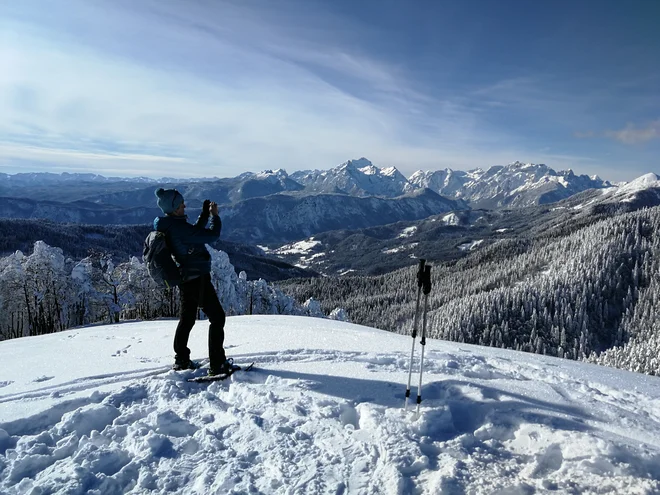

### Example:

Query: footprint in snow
xmin=0 ymin=380 xmax=14 ymax=388
xmin=531 ymin=443 xmax=564 ymax=478
xmin=111 ymin=345 xmax=131 ymax=357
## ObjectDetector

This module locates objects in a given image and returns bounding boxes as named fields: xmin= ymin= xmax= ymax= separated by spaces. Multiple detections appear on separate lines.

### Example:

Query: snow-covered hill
xmin=2 ymin=316 xmax=660 ymax=494
xmin=552 ymin=172 xmax=660 ymax=214
xmin=602 ymin=172 xmax=660 ymax=206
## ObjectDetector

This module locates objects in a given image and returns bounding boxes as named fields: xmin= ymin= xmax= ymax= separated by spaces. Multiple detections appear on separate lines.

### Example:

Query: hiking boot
xmin=208 ymin=358 xmax=239 ymax=376
xmin=172 ymin=357 xmax=199 ymax=371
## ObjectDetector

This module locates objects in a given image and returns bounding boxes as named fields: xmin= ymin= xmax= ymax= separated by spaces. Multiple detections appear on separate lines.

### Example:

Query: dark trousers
xmin=174 ymin=273 xmax=226 ymax=368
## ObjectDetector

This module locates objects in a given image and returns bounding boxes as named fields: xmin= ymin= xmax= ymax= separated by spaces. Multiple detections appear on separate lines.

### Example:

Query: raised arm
xmin=193 ymin=199 xmax=211 ymax=228
xmin=186 ymin=201 xmax=221 ymax=244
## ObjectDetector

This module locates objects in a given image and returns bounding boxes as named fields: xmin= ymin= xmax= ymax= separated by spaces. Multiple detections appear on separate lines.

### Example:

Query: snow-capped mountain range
xmin=269 ymin=173 xmax=660 ymax=276
xmin=406 ymin=161 xmax=609 ymax=208
xmin=0 ymin=160 xmax=656 ymax=249
xmin=1 ymin=158 xmax=611 ymax=209
xmin=284 ymin=158 xmax=609 ymax=208
xmin=288 ymin=158 xmax=611 ymax=208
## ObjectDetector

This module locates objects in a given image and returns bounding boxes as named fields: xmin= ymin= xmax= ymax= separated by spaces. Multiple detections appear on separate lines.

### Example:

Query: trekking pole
xmin=416 ymin=264 xmax=432 ymax=416
xmin=405 ymin=259 xmax=426 ymax=409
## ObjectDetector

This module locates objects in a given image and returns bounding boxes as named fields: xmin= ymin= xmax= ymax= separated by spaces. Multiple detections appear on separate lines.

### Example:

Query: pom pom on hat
xmin=155 ymin=188 xmax=184 ymax=214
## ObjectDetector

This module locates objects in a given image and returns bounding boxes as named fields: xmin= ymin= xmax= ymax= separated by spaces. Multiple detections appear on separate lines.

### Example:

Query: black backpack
xmin=143 ymin=231 xmax=183 ymax=289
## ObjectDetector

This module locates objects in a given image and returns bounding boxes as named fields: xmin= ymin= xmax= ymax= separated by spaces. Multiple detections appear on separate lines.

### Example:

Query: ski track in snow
xmin=1 ymin=317 xmax=660 ymax=494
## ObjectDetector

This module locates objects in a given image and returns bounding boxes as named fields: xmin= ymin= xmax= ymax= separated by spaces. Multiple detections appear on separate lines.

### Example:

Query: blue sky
xmin=0 ymin=0 xmax=658 ymax=182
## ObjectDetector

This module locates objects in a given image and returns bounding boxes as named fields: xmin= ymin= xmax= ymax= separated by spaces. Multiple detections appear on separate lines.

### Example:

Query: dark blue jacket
xmin=153 ymin=212 xmax=221 ymax=281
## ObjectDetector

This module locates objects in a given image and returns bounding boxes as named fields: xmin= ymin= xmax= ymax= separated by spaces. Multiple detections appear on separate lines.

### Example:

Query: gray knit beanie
xmin=155 ymin=188 xmax=184 ymax=214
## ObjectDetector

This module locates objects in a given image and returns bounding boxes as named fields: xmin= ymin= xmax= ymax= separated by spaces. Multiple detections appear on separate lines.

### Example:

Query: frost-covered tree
xmin=329 ymin=308 xmax=348 ymax=321
xmin=1 ymin=242 xmax=79 ymax=336
xmin=302 ymin=297 xmax=324 ymax=318
xmin=0 ymin=251 xmax=28 ymax=339
xmin=209 ymin=247 xmax=240 ymax=314
xmin=72 ymin=252 xmax=123 ymax=324
xmin=0 ymin=240 xmax=340 ymax=341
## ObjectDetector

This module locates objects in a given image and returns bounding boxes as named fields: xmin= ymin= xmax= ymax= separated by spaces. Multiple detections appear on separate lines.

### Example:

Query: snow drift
xmin=1 ymin=316 xmax=660 ymax=494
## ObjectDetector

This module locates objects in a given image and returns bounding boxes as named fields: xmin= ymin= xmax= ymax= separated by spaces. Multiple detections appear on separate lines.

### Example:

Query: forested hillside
xmin=0 ymin=219 xmax=147 ymax=260
xmin=280 ymin=206 xmax=660 ymax=375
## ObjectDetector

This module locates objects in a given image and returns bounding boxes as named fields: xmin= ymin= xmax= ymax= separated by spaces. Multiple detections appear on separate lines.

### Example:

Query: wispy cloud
xmin=0 ymin=11 xmax=402 ymax=174
xmin=575 ymin=120 xmax=660 ymax=145
xmin=605 ymin=120 xmax=660 ymax=144
xmin=0 ymin=144 xmax=185 ymax=162
xmin=0 ymin=1 xmax=509 ymax=178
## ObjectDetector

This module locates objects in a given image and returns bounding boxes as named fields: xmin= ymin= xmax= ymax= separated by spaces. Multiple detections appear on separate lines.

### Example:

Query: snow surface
xmin=2 ymin=316 xmax=660 ymax=494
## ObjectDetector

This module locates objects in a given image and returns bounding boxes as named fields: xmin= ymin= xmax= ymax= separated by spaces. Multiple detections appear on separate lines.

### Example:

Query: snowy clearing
xmin=382 ymin=244 xmax=417 ymax=255
xmin=274 ymin=239 xmax=322 ymax=255
xmin=458 ymin=240 xmax=484 ymax=251
xmin=398 ymin=227 xmax=417 ymax=238
xmin=1 ymin=316 xmax=660 ymax=494
xmin=442 ymin=213 xmax=460 ymax=226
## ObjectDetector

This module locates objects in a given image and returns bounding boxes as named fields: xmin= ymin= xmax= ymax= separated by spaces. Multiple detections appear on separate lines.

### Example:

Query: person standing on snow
xmin=153 ymin=187 xmax=235 ymax=376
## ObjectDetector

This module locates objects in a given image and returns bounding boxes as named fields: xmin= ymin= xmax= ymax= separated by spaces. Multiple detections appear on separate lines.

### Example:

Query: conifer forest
xmin=280 ymin=206 xmax=660 ymax=376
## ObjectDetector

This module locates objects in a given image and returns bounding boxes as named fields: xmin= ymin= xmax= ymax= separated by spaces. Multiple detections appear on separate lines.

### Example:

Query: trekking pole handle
xmin=422 ymin=265 xmax=432 ymax=295
xmin=417 ymin=259 xmax=426 ymax=287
